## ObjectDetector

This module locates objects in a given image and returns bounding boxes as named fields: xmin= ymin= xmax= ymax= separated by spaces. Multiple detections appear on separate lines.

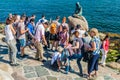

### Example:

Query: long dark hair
xmin=103 ymin=34 xmax=109 ymax=41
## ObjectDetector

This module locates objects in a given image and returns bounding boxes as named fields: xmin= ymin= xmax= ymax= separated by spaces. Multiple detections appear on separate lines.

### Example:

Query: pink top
xmin=60 ymin=32 xmax=69 ymax=46
xmin=103 ymin=39 xmax=109 ymax=51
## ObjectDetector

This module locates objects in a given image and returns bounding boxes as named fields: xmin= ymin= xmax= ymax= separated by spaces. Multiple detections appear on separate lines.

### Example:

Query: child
xmin=100 ymin=35 xmax=110 ymax=66
xmin=51 ymin=46 xmax=64 ymax=71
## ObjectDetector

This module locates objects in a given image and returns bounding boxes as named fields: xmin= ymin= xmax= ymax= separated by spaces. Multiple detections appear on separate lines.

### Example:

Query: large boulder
xmin=68 ymin=16 xmax=89 ymax=31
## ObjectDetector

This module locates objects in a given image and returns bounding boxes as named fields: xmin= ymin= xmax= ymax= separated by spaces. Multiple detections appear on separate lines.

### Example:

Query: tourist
xmin=50 ymin=22 xmax=59 ymax=51
xmin=51 ymin=46 xmax=64 ymax=71
xmin=27 ymin=19 xmax=35 ymax=38
xmin=13 ymin=15 xmax=20 ymax=31
xmin=59 ymin=17 xmax=69 ymax=32
xmin=8 ymin=13 xmax=13 ymax=19
xmin=36 ymin=14 xmax=47 ymax=28
xmin=34 ymin=20 xmax=48 ymax=62
xmin=29 ymin=14 xmax=36 ymax=21
xmin=13 ymin=15 xmax=21 ymax=55
xmin=17 ymin=15 xmax=29 ymax=58
xmin=75 ymin=24 xmax=86 ymax=38
xmin=52 ymin=16 xmax=61 ymax=29
xmin=5 ymin=18 xmax=19 ymax=66
xmin=26 ymin=19 xmax=35 ymax=49
xmin=38 ymin=14 xmax=47 ymax=22
xmin=87 ymin=28 xmax=101 ymax=79
xmin=66 ymin=30 xmax=84 ymax=75
xmin=59 ymin=26 xmax=69 ymax=47
xmin=100 ymin=34 xmax=110 ymax=66
xmin=28 ymin=14 xmax=36 ymax=27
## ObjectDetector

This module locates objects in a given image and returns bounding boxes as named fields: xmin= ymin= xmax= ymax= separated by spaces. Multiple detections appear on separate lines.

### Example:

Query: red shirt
xmin=103 ymin=39 xmax=109 ymax=51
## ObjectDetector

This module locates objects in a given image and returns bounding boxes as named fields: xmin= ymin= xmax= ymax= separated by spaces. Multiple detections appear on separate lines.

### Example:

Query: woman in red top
xmin=100 ymin=35 xmax=110 ymax=66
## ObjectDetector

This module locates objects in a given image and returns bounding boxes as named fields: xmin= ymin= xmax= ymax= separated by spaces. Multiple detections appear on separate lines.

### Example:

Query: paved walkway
xmin=0 ymin=38 xmax=120 ymax=80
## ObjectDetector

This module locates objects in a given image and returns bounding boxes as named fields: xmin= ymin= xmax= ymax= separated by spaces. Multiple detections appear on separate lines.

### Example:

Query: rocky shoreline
xmin=0 ymin=33 xmax=120 ymax=80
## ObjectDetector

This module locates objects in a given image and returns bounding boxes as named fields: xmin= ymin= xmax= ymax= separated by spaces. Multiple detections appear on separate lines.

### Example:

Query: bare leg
xmin=21 ymin=47 xmax=24 ymax=56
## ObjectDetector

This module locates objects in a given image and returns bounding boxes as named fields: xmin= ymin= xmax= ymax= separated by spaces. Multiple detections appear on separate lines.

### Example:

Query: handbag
xmin=83 ymin=51 xmax=93 ymax=62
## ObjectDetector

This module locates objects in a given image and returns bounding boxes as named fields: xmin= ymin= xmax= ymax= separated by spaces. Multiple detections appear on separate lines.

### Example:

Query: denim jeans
xmin=66 ymin=53 xmax=83 ymax=74
xmin=88 ymin=54 xmax=100 ymax=74
xmin=7 ymin=39 xmax=17 ymax=64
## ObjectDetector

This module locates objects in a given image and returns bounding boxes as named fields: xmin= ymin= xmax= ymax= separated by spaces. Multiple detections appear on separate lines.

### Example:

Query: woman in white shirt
xmin=5 ymin=18 xmax=19 ymax=66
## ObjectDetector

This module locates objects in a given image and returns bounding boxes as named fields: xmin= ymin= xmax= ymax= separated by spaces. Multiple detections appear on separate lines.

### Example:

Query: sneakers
xmin=41 ymin=59 xmax=47 ymax=62
xmin=35 ymin=58 xmax=47 ymax=62
xmin=20 ymin=54 xmax=28 ymax=58
xmin=10 ymin=63 xmax=20 ymax=66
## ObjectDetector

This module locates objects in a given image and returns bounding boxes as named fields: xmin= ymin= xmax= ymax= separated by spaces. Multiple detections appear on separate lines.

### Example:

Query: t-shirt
xmin=17 ymin=22 xmax=26 ymax=39
xmin=5 ymin=25 xmax=14 ymax=41
xmin=75 ymin=38 xmax=83 ymax=54
xmin=35 ymin=24 xmax=45 ymax=42
xmin=27 ymin=23 xmax=34 ymax=35
xmin=62 ymin=23 xmax=69 ymax=31
xmin=51 ymin=52 xmax=61 ymax=65
xmin=60 ymin=32 xmax=69 ymax=45
xmin=102 ymin=39 xmax=109 ymax=51
xmin=77 ymin=29 xmax=86 ymax=38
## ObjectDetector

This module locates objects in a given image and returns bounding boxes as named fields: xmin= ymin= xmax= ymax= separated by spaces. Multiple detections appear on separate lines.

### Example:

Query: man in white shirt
xmin=34 ymin=20 xmax=48 ymax=62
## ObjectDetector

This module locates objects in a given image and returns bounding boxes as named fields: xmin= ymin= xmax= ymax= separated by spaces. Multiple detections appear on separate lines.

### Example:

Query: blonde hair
xmin=90 ymin=28 xmax=99 ymax=36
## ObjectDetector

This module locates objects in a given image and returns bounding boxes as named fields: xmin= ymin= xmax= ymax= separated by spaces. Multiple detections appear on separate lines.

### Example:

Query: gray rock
xmin=35 ymin=65 xmax=49 ymax=77
xmin=23 ymin=66 xmax=35 ymax=73
xmin=47 ymin=76 xmax=58 ymax=80
xmin=25 ymin=72 xmax=37 ymax=78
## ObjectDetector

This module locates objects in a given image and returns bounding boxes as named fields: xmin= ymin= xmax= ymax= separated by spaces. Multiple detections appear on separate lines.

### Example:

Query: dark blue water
xmin=0 ymin=0 xmax=120 ymax=33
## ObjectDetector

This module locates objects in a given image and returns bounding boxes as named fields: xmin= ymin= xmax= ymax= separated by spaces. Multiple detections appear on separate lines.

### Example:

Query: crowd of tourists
xmin=4 ymin=13 xmax=110 ymax=79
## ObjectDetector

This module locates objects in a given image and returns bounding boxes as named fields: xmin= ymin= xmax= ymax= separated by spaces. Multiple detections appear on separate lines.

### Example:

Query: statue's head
xmin=76 ymin=2 xmax=80 ymax=7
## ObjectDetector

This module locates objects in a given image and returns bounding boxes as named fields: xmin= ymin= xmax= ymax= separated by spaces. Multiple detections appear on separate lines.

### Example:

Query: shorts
xmin=19 ymin=39 xmax=26 ymax=47
xmin=50 ymin=34 xmax=59 ymax=41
